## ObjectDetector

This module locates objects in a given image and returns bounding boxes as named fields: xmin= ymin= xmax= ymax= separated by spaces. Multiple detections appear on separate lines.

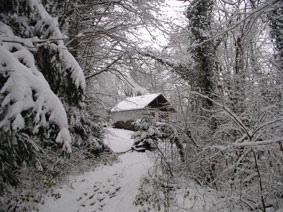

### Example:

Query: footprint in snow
xmin=77 ymin=171 xmax=124 ymax=210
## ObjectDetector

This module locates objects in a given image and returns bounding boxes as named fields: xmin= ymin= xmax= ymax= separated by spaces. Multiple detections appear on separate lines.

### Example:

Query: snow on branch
xmin=189 ymin=91 xmax=252 ymax=140
xmin=0 ymin=22 xmax=72 ymax=153
xmin=30 ymin=0 xmax=86 ymax=90
xmin=232 ymin=137 xmax=283 ymax=147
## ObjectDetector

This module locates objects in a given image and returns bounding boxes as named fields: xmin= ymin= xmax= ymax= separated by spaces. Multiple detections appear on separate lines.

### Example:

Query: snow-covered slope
xmin=39 ymin=128 xmax=152 ymax=212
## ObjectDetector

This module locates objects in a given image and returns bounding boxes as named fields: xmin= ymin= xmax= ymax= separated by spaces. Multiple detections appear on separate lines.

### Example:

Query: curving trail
xmin=39 ymin=128 xmax=152 ymax=212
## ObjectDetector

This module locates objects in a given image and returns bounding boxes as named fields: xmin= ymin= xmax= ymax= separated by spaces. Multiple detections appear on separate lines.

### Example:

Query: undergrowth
xmin=0 ymin=147 xmax=117 ymax=212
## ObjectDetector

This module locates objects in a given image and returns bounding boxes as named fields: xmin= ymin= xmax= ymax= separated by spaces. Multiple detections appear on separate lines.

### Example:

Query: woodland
xmin=0 ymin=0 xmax=282 ymax=211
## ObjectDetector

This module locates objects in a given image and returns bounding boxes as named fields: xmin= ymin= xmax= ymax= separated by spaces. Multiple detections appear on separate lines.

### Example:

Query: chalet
xmin=111 ymin=93 xmax=176 ymax=127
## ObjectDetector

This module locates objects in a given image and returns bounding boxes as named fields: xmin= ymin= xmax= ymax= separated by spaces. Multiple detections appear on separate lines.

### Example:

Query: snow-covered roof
xmin=111 ymin=93 xmax=162 ymax=112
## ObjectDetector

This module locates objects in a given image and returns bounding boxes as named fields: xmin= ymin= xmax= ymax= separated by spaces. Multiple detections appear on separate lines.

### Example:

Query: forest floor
xmin=1 ymin=127 xmax=256 ymax=212
xmin=38 ymin=127 xmax=152 ymax=212
xmin=36 ymin=127 xmax=255 ymax=212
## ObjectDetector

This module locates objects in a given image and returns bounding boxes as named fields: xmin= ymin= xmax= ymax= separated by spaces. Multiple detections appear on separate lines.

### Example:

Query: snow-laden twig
xmin=85 ymin=55 xmax=123 ymax=80
xmin=232 ymin=137 xmax=283 ymax=147
xmin=187 ymin=0 xmax=282 ymax=51
xmin=251 ymin=118 xmax=283 ymax=138
xmin=189 ymin=91 xmax=252 ymax=140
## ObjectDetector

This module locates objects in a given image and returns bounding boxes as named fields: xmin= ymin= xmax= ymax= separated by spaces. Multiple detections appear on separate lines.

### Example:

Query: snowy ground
xmin=39 ymin=128 xmax=152 ymax=212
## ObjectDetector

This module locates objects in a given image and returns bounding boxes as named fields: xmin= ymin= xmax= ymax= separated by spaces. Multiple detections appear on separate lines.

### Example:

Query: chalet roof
xmin=111 ymin=93 xmax=175 ymax=113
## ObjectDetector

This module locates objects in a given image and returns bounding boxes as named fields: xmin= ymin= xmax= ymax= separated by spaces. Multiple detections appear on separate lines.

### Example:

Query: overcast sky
xmin=137 ymin=0 xmax=189 ymax=48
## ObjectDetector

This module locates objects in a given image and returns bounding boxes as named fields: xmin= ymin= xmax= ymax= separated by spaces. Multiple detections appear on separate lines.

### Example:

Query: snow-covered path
xmin=39 ymin=128 xmax=152 ymax=212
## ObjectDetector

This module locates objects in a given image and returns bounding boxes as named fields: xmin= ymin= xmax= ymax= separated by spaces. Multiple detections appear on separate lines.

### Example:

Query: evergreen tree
xmin=0 ymin=0 xmax=86 ymax=193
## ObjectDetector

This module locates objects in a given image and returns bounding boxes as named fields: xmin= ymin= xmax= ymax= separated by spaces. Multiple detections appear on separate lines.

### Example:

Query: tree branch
xmin=85 ymin=55 xmax=123 ymax=80
xmin=137 ymin=50 xmax=175 ymax=67
xmin=190 ymin=91 xmax=252 ymax=140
